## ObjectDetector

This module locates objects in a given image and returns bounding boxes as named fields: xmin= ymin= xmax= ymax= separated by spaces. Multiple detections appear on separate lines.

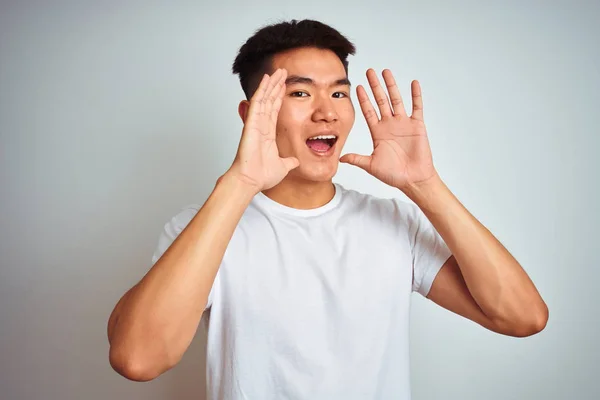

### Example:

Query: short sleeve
xmin=151 ymin=204 xmax=219 ymax=309
xmin=408 ymin=203 xmax=452 ymax=297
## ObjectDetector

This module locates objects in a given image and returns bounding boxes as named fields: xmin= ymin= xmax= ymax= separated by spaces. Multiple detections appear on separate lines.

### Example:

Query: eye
xmin=333 ymin=92 xmax=348 ymax=98
xmin=290 ymin=91 xmax=309 ymax=97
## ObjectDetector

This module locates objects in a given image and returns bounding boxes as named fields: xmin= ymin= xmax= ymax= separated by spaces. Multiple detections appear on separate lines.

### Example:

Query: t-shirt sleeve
xmin=408 ymin=203 xmax=453 ymax=297
xmin=151 ymin=204 xmax=219 ymax=310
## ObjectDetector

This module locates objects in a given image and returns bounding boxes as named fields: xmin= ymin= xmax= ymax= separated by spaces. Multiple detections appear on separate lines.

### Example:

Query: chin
xmin=281 ymin=141 xmax=345 ymax=183
xmin=292 ymin=162 xmax=339 ymax=183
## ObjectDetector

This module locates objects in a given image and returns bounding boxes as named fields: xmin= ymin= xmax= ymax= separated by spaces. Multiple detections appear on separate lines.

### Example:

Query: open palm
xmin=340 ymin=69 xmax=438 ymax=190
xmin=230 ymin=69 xmax=299 ymax=192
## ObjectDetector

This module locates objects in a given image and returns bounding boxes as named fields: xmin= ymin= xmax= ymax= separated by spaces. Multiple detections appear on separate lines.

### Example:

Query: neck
xmin=261 ymin=177 xmax=335 ymax=210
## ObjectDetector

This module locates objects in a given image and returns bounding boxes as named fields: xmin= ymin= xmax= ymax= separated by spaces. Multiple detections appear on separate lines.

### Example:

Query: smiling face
xmin=270 ymin=47 xmax=356 ymax=183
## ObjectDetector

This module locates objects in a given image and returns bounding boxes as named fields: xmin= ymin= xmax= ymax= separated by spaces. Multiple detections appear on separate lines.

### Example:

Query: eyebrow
xmin=285 ymin=75 xmax=352 ymax=88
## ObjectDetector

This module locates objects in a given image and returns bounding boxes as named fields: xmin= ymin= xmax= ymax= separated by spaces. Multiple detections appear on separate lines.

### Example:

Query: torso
xmin=205 ymin=183 xmax=416 ymax=400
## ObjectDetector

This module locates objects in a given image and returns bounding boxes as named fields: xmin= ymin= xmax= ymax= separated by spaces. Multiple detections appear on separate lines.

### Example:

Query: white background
xmin=1 ymin=0 xmax=598 ymax=399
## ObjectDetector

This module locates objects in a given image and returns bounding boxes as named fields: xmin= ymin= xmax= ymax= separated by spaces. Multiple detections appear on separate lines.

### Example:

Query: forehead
xmin=271 ymin=47 xmax=347 ymax=83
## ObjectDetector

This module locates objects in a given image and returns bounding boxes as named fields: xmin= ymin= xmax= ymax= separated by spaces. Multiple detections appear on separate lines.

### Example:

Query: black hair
xmin=232 ymin=19 xmax=356 ymax=99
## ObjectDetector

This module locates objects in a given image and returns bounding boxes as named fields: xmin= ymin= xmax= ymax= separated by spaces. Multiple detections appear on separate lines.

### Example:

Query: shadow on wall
xmin=116 ymin=121 xmax=232 ymax=399
xmin=146 ymin=127 xmax=228 ymax=400
xmin=167 ymin=318 xmax=210 ymax=400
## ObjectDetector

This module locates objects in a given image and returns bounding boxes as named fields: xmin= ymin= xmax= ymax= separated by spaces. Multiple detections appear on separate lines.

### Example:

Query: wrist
xmin=401 ymin=173 xmax=446 ymax=207
xmin=218 ymin=169 xmax=261 ymax=200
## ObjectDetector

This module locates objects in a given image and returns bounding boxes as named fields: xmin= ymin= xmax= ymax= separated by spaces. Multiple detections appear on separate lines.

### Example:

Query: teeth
xmin=308 ymin=135 xmax=337 ymax=140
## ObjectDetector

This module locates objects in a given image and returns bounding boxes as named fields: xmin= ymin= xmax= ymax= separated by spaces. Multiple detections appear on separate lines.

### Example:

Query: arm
xmin=405 ymin=176 xmax=548 ymax=337
xmin=107 ymin=68 xmax=298 ymax=381
xmin=340 ymin=69 xmax=548 ymax=337
xmin=107 ymin=173 xmax=255 ymax=381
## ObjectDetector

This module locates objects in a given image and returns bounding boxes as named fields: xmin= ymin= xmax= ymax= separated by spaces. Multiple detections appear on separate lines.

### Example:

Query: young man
xmin=107 ymin=19 xmax=548 ymax=400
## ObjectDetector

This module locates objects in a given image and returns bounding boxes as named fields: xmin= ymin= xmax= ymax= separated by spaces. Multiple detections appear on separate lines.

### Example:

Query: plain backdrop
xmin=1 ymin=0 xmax=599 ymax=399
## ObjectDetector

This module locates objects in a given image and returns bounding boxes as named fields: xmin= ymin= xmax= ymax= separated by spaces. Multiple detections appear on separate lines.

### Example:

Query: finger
xmin=382 ymin=69 xmax=407 ymax=117
xmin=251 ymin=73 xmax=269 ymax=102
xmin=254 ymin=69 xmax=282 ymax=119
xmin=267 ymin=69 xmax=286 ymax=108
xmin=262 ymin=70 xmax=285 ymax=124
xmin=281 ymin=156 xmax=300 ymax=172
xmin=247 ymin=73 xmax=270 ymax=115
xmin=339 ymin=153 xmax=372 ymax=172
xmin=411 ymin=80 xmax=424 ymax=121
xmin=366 ymin=69 xmax=393 ymax=118
xmin=357 ymin=85 xmax=379 ymax=130
xmin=270 ymin=80 xmax=286 ymax=126
xmin=265 ymin=69 xmax=285 ymax=105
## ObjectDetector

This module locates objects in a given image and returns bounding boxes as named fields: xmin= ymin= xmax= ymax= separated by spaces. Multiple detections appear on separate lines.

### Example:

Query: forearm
xmin=403 ymin=174 xmax=548 ymax=330
xmin=108 ymin=172 xmax=256 ymax=380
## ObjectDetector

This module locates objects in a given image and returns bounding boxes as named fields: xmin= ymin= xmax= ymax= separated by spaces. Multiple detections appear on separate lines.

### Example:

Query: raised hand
xmin=340 ymin=69 xmax=438 ymax=191
xmin=228 ymin=68 xmax=299 ymax=193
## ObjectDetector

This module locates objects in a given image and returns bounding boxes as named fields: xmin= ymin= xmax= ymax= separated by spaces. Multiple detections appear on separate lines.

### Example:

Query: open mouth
xmin=306 ymin=134 xmax=338 ymax=154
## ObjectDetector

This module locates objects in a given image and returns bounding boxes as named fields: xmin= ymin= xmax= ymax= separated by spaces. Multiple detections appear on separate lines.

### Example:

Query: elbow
xmin=498 ymin=301 xmax=549 ymax=338
xmin=109 ymin=345 xmax=173 ymax=382
xmin=527 ymin=301 xmax=549 ymax=335
xmin=523 ymin=299 xmax=549 ymax=337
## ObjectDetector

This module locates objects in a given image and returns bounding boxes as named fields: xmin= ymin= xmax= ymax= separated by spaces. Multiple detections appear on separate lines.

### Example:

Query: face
xmin=265 ymin=47 xmax=356 ymax=182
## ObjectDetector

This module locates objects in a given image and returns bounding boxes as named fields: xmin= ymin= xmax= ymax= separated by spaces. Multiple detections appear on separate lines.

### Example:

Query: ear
xmin=238 ymin=100 xmax=250 ymax=123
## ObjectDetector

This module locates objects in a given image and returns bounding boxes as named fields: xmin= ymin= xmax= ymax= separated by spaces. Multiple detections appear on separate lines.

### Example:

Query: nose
xmin=311 ymin=94 xmax=338 ymax=123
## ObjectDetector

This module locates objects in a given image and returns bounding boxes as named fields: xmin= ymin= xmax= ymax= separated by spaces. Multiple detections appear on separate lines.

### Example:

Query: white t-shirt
xmin=151 ymin=182 xmax=452 ymax=400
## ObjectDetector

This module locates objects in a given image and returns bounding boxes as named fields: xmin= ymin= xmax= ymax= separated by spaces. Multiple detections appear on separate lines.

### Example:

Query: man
xmin=107 ymin=19 xmax=548 ymax=400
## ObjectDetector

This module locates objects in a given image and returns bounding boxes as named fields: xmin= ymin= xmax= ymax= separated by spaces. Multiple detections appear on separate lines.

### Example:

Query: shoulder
xmin=161 ymin=204 xmax=202 ymax=234
xmin=151 ymin=204 xmax=202 ymax=265
xmin=336 ymin=183 xmax=419 ymax=223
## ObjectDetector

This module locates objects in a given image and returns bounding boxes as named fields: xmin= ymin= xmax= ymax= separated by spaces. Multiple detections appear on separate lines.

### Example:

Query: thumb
xmin=281 ymin=156 xmax=300 ymax=172
xmin=339 ymin=153 xmax=372 ymax=172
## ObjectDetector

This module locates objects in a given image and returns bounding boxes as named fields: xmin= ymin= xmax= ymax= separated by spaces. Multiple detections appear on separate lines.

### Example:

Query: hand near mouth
xmin=340 ymin=69 xmax=439 ymax=192
xmin=228 ymin=68 xmax=300 ymax=194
